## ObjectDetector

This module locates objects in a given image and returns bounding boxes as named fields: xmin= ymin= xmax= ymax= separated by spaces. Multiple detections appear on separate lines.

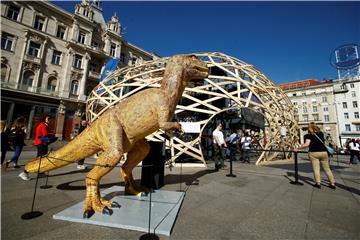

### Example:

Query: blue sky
xmin=53 ymin=1 xmax=360 ymax=84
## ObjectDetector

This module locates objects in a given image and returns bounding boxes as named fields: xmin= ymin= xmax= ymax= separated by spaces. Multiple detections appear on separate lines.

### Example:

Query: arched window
xmin=1 ymin=63 xmax=8 ymax=82
xmin=47 ymin=76 xmax=57 ymax=92
xmin=22 ymin=70 xmax=34 ymax=90
xmin=70 ymin=80 xmax=79 ymax=95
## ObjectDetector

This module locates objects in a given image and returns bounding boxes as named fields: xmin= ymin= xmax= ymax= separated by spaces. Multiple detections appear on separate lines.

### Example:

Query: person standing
xmin=19 ymin=115 xmax=54 ymax=181
xmin=348 ymin=139 xmax=359 ymax=165
xmin=295 ymin=122 xmax=336 ymax=189
xmin=6 ymin=117 xmax=27 ymax=168
xmin=77 ymin=119 xmax=88 ymax=170
xmin=212 ymin=123 xmax=227 ymax=171
xmin=227 ymin=129 xmax=239 ymax=162
xmin=1 ymin=120 xmax=10 ymax=167
xmin=240 ymin=132 xmax=251 ymax=163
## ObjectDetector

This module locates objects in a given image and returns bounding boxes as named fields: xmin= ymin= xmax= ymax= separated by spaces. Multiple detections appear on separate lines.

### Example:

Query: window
xmin=312 ymin=114 xmax=319 ymax=121
xmin=351 ymin=91 xmax=356 ymax=97
xmin=70 ymin=80 xmax=79 ymax=95
xmin=27 ymin=41 xmax=41 ymax=57
xmin=303 ymin=106 xmax=307 ymax=113
xmin=1 ymin=33 xmax=14 ymax=51
xmin=56 ymin=26 xmax=65 ymax=39
xmin=312 ymin=106 xmax=318 ymax=112
xmin=91 ymin=41 xmax=99 ymax=48
xmin=322 ymin=96 xmax=327 ymax=103
xmin=292 ymin=93 xmax=296 ymax=96
xmin=83 ymin=9 xmax=89 ymax=17
xmin=292 ymin=102 xmax=297 ymax=106
xmin=89 ymin=62 xmax=98 ymax=72
xmin=78 ymin=31 xmax=86 ymax=44
xmin=51 ymin=50 xmax=61 ymax=65
xmin=355 ymin=112 xmax=359 ymax=119
xmin=73 ymin=54 xmax=82 ymax=68
xmin=344 ymin=113 xmax=349 ymax=119
xmin=350 ymin=83 xmax=354 ymax=88
xmin=303 ymin=115 xmax=308 ymax=121
xmin=47 ymin=77 xmax=57 ymax=92
xmin=340 ymin=84 xmax=346 ymax=90
xmin=7 ymin=4 xmax=20 ymax=21
xmin=356 ymin=125 xmax=360 ymax=131
xmin=324 ymin=115 xmax=329 ymax=122
xmin=1 ymin=64 xmax=8 ymax=81
xmin=343 ymin=102 xmax=348 ymax=109
xmin=323 ymin=106 xmax=328 ymax=112
xmin=345 ymin=124 xmax=351 ymax=131
xmin=353 ymin=101 xmax=358 ymax=108
xmin=120 ymin=53 xmax=125 ymax=62
xmin=110 ymin=43 xmax=116 ymax=57
xmin=34 ymin=16 xmax=45 ymax=31
xmin=132 ymin=57 xmax=137 ymax=65
xmin=22 ymin=70 xmax=34 ymax=88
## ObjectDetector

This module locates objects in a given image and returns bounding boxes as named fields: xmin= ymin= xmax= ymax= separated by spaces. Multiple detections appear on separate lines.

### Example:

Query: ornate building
xmin=1 ymin=0 xmax=156 ymax=140
xmin=280 ymin=77 xmax=360 ymax=147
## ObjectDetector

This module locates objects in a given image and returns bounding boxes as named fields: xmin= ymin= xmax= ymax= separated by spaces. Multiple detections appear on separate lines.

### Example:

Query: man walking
xmin=212 ymin=123 xmax=227 ymax=170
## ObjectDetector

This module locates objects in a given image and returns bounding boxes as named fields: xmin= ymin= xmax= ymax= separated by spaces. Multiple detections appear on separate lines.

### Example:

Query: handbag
xmin=314 ymin=134 xmax=335 ymax=156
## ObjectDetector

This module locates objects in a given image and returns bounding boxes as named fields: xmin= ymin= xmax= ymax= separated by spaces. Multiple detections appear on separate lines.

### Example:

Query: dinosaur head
xmin=172 ymin=54 xmax=209 ymax=81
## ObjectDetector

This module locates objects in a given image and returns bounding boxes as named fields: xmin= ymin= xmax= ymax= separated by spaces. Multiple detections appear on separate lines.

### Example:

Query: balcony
xmin=24 ymin=54 xmax=41 ymax=64
xmin=333 ymin=85 xmax=348 ymax=94
xmin=88 ymin=71 xmax=100 ymax=80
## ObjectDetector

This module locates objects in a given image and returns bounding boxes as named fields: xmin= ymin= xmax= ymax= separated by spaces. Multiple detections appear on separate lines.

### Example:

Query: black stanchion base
xmin=40 ymin=185 xmax=52 ymax=189
xmin=21 ymin=211 xmax=43 ymax=220
xmin=226 ymin=174 xmax=237 ymax=177
xmin=290 ymin=181 xmax=304 ymax=186
xmin=139 ymin=233 xmax=159 ymax=240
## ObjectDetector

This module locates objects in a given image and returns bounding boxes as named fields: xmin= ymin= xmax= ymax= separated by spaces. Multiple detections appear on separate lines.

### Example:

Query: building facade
xmin=332 ymin=76 xmax=360 ymax=145
xmin=1 ymin=0 xmax=156 ymax=140
xmin=280 ymin=77 xmax=360 ymax=147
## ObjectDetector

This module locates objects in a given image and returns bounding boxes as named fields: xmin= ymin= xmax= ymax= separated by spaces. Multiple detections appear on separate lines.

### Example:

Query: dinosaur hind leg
xmin=84 ymin=148 xmax=123 ymax=218
xmin=120 ymin=138 xmax=150 ymax=195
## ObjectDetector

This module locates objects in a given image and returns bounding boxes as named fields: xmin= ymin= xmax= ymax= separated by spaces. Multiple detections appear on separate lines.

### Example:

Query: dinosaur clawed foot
xmin=121 ymin=168 xmax=149 ymax=196
xmin=83 ymin=187 xmax=120 ymax=218
xmin=111 ymin=201 xmax=121 ymax=208
xmin=83 ymin=209 xmax=95 ymax=219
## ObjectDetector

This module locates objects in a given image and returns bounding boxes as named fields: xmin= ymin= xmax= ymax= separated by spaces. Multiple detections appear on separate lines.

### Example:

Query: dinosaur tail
xmin=25 ymin=130 xmax=97 ymax=173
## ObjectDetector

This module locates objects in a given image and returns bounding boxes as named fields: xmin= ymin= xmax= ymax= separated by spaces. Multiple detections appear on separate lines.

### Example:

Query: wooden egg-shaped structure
xmin=86 ymin=52 xmax=299 ymax=165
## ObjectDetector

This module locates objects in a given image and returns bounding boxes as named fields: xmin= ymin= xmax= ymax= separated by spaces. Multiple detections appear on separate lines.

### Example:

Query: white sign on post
xmin=179 ymin=122 xmax=201 ymax=133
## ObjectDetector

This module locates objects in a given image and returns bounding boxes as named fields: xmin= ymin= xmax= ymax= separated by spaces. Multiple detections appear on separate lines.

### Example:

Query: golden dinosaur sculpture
xmin=24 ymin=54 xmax=208 ymax=218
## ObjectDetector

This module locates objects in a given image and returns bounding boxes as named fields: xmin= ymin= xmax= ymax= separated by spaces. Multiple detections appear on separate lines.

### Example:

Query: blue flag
xmin=99 ymin=58 xmax=120 ymax=82
xmin=97 ymin=58 xmax=120 ymax=94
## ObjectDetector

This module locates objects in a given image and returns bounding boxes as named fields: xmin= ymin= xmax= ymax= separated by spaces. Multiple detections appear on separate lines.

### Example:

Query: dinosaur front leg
xmin=84 ymin=149 xmax=122 ymax=218
xmin=121 ymin=138 xmax=150 ymax=195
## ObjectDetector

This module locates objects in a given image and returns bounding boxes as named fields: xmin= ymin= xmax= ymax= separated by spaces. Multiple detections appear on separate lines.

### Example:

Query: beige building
xmin=1 ymin=0 xmax=156 ymax=140
xmin=280 ymin=79 xmax=339 ymax=146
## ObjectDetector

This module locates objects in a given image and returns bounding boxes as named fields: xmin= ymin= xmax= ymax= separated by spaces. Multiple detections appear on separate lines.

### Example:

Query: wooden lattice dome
xmin=86 ymin=52 xmax=299 ymax=165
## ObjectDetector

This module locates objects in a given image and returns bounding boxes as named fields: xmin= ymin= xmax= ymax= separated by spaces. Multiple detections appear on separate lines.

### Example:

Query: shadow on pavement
xmin=286 ymin=171 xmax=360 ymax=196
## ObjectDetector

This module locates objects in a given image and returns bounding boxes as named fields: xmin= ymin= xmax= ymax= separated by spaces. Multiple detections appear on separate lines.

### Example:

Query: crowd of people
xmin=1 ymin=115 xmax=91 ymax=180
xmin=211 ymin=123 xmax=256 ymax=171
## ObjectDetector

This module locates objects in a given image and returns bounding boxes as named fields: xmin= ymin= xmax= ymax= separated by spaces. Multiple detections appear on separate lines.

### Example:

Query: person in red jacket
xmin=19 ymin=115 xmax=55 ymax=181
xmin=33 ymin=115 xmax=52 ymax=157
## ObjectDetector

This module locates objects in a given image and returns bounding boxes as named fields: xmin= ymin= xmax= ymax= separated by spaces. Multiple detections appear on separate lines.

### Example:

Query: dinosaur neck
xmin=161 ymin=68 xmax=187 ymax=115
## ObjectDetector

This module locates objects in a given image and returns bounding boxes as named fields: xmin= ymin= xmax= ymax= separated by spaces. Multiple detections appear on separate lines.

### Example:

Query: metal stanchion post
xmin=290 ymin=151 xmax=303 ymax=186
xmin=139 ymin=164 xmax=159 ymax=240
xmin=226 ymin=156 xmax=236 ymax=177
xmin=21 ymin=156 xmax=44 ymax=220
xmin=40 ymin=171 xmax=52 ymax=189
xmin=177 ymin=159 xmax=183 ymax=192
